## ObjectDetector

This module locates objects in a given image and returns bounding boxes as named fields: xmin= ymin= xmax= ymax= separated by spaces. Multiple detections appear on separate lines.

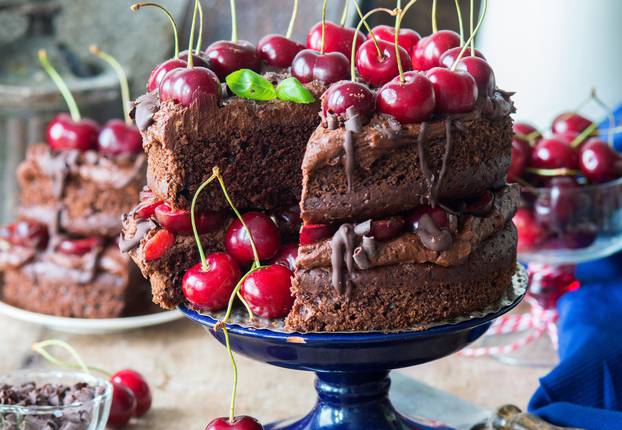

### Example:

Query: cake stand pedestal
xmin=179 ymin=269 xmax=526 ymax=430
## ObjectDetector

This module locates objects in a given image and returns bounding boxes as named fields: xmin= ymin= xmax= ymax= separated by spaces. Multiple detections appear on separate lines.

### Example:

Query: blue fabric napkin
xmin=599 ymin=104 xmax=622 ymax=152
xmin=528 ymin=253 xmax=622 ymax=429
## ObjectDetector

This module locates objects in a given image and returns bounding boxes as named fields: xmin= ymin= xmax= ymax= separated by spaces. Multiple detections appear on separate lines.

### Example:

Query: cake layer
xmin=17 ymin=144 xmax=145 ymax=237
xmin=134 ymin=75 xmax=324 ymax=211
xmin=285 ymin=222 xmax=517 ymax=332
xmin=300 ymin=91 xmax=514 ymax=224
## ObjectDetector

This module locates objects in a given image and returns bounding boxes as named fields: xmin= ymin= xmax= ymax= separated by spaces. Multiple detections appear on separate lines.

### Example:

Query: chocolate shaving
xmin=130 ymin=93 xmax=160 ymax=132
xmin=326 ymin=112 xmax=339 ymax=130
xmin=119 ymin=217 xmax=156 ymax=253
xmin=353 ymin=246 xmax=370 ymax=270
xmin=330 ymin=224 xmax=354 ymax=296
xmin=344 ymin=106 xmax=363 ymax=133
xmin=361 ymin=235 xmax=377 ymax=258
xmin=416 ymin=213 xmax=453 ymax=252
xmin=343 ymin=131 xmax=354 ymax=192
xmin=353 ymin=219 xmax=371 ymax=236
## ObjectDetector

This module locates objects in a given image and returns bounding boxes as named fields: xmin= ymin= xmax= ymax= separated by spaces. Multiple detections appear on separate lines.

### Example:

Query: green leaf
xmin=275 ymin=77 xmax=316 ymax=104
xmin=225 ymin=69 xmax=276 ymax=101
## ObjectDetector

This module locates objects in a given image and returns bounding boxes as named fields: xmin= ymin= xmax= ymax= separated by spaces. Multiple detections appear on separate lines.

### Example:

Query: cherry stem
xmin=320 ymin=0 xmax=328 ymax=55
xmin=131 ymin=3 xmax=179 ymax=59
xmin=230 ymin=0 xmax=238 ymax=43
xmin=187 ymin=0 xmax=199 ymax=68
xmin=514 ymin=130 xmax=541 ymax=145
xmin=340 ymin=0 xmax=350 ymax=26
xmin=222 ymin=327 xmax=238 ymax=422
xmin=37 ymin=50 xmax=81 ymax=122
xmin=396 ymin=0 xmax=418 ymax=83
xmin=89 ymin=46 xmax=132 ymax=126
xmin=570 ymin=122 xmax=598 ymax=149
xmin=32 ymin=339 xmax=111 ymax=378
xmin=350 ymin=7 xmax=396 ymax=82
xmin=525 ymin=167 xmax=581 ymax=177
xmin=589 ymin=88 xmax=616 ymax=146
xmin=454 ymin=0 xmax=464 ymax=46
xmin=469 ymin=0 xmax=474 ymax=55
xmin=450 ymin=0 xmax=487 ymax=72
xmin=431 ymin=0 xmax=438 ymax=33
xmin=286 ymin=0 xmax=299 ymax=39
xmin=196 ymin=0 xmax=204 ymax=53
xmin=352 ymin=0 xmax=382 ymax=60
xmin=190 ymin=172 xmax=218 ymax=270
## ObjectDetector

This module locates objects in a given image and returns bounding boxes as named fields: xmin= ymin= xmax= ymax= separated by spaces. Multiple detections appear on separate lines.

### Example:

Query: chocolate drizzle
xmin=130 ymin=93 xmax=160 ymax=132
xmin=431 ymin=118 xmax=453 ymax=204
xmin=331 ymin=224 xmax=354 ymax=296
xmin=119 ymin=216 xmax=157 ymax=253
xmin=416 ymin=214 xmax=453 ymax=252
xmin=342 ymin=107 xmax=363 ymax=192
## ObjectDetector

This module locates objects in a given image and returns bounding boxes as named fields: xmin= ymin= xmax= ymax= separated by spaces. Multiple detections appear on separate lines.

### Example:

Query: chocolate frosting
xmin=416 ymin=213 xmax=453 ymax=251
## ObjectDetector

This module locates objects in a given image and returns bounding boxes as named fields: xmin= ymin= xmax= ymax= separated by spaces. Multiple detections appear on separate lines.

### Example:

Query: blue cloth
xmin=599 ymin=104 xmax=622 ymax=152
xmin=528 ymin=254 xmax=622 ymax=429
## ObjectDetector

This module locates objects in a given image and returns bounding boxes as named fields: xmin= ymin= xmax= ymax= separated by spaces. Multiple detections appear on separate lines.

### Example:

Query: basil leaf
xmin=275 ymin=77 xmax=316 ymax=104
xmin=225 ymin=69 xmax=276 ymax=101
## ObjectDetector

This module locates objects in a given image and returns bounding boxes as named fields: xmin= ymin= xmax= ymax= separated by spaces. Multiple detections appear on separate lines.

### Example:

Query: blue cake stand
xmin=179 ymin=269 xmax=526 ymax=430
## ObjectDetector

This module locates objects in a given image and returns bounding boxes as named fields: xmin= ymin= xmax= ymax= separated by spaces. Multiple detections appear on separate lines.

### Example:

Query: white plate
xmin=0 ymin=300 xmax=182 ymax=335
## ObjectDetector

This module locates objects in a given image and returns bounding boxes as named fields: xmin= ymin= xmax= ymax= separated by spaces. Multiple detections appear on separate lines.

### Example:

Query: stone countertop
xmin=0 ymin=312 xmax=548 ymax=429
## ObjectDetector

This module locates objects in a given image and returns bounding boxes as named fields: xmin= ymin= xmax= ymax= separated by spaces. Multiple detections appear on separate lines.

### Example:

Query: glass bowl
xmin=0 ymin=371 xmax=112 ymax=430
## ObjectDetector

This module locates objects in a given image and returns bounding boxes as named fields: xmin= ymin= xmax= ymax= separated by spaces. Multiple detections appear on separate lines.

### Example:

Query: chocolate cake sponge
xmin=134 ymin=77 xmax=324 ymax=211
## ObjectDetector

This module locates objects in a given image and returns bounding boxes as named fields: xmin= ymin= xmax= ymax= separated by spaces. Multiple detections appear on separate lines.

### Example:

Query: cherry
xmin=322 ymin=81 xmax=375 ymax=120
xmin=509 ymin=137 xmax=532 ymax=182
xmin=370 ymin=216 xmax=406 ymax=241
xmin=270 ymin=243 xmax=298 ymax=272
xmin=57 ymin=237 xmax=102 ymax=256
xmin=454 ymin=57 xmax=495 ymax=97
xmin=513 ymin=122 xmax=540 ymax=141
xmin=551 ymin=112 xmax=594 ymax=136
xmin=529 ymin=265 xmax=579 ymax=309
xmin=405 ymin=206 xmax=449 ymax=232
xmin=369 ymin=25 xmax=420 ymax=53
xmin=552 ymin=131 xmax=580 ymax=147
xmin=306 ymin=21 xmax=365 ymax=58
xmin=240 ymin=264 xmax=294 ymax=319
xmin=463 ymin=190 xmax=495 ymax=216
xmin=257 ymin=34 xmax=305 ymax=68
xmin=205 ymin=40 xmax=261 ymax=80
xmin=356 ymin=39 xmax=412 ymax=87
xmin=376 ymin=71 xmax=436 ymax=123
xmin=291 ymin=49 xmax=350 ymax=84
xmin=159 ymin=67 xmax=221 ymax=107
xmin=97 ymin=119 xmax=142 ymax=156
xmin=299 ymin=223 xmax=335 ymax=245
xmin=182 ymin=253 xmax=241 ymax=311
xmin=111 ymin=370 xmax=152 ymax=417
xmin=225 ymin=212 xmax=281 ymax=265
xmin=205 ymin=416 xmax=264 ymax=430
xmin=579 ymin=139 xmax=622 ymax=183
xmin=155 ymin=203 xmax=224 ymax=235
xmin=438 ymin=47 xmax=485 ymax=68
xmin=513 ymin=207 xmax=545 ymax=253
xmin=411 ymin=30 xmax=461 ymax=71
xmin=143 ymin=229 xmax=175 ymax=262
xmin=530 ymin=138 xmax=579 ymax=170
xmin=147 ymin=58 xmax=187 ymax=92
xmin=134 ymin=199 xmax=163 ymax=220
xmin=534 ymin=176 xmax=579 ymax=228
xmin=426 ymin=67 xmax=478 ymax=114
xmin=179 ymin=49 xmax=212 ymax=69
xmin=107 ymin=381 xmax=137 ymax=429
xmin=46 ymin=113 xmax=99 ymax=152
xmin=0 ymin=221 xmax=48 ymax=249
xmin=271 ymin=206 xmax=302 ymax=238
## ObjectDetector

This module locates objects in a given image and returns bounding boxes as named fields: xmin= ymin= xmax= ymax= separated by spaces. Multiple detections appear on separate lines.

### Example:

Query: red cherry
xmin=322 ymin=81 xmax=375 ymax=119
xmin=271 ymin=207 xmax=302 ymax=238
xmin=552 ymin=112 xmax=594 ymax=135
xmin=306 ymin=21 xmax=365 ymax=58
xmin=46 ymin=113 xmax=99 ymax=151
xmin=534 ymin=176 xmax=579 ymax=228
xmin=425 ymin=67 xmax=478 ymax=114
xmin=154 ymin=203 xmax=224 ymax=235
xmin=143 ymin=229 xmax=175 ymax=262
xmin=509 ymin=137 xmax=532 ymax=182
xmin=111 ymin=369 xmax=152 ymax=417
xmin=0 ymin=221 xmax=48 ymax=249
xmin=182 ymin=253 xmax=241 ymax=311
xmin=299 ymin=223 xmax=335 ymax=245
xmin=454 ymin=57 xmax=495 ymax=97
xmin=241 ymin=264 xmax=294 ymax=319
xmin=376 ymin=71 xmax=436 ymax=123
xmin=411 ymin=30 xmax=461 ymax=71
xmin=514 ymin=207 xmax=545 ymax=253
xmin=270 ymin=243 xmax=298 ymax=272
xmin=147 ymin=58 xmax=186 ymax=92
xmin=57 ymin=237 xmax=102 ymax=256
xmin=205 ymin=40 xmax=261 ymax=80
xmin=159 ymin=67 xmax=221 ymax=107
xmin=179 ymin=50 xmax=212 ymax=69
xmin=405 ymin=206 xmax=449 ymax=231
xmin=107 ymin=382 xmax=137 ymax=429
xmin=134 ymin=199 xmax=163 ymax=220
xmin=513 ymin=122 xmax=539 ymax=140
xmin=369 ymin=25 xmax=420 ymax=53
xmin=257 ymin=34 xmax=305 ymax=68
xmin=579 ymin=139 xmax=622 ymax=183
xmin=291 ymin=49 xmax=350 ymax=84
xmin=552 ymin=131 xmax=580 ymax=147
xmin=530 ymin=138 xmax=579 ymax=170
xmin=205 ymin=416 xmax=264 ymax=430
xmin=370 ymin=216 xmax=406 ymax=241
xmin=97 ymin=119 xmax=142 ymax=156
xmin=356 ymin=39 xmax=412 ymax=87
xmin=438 ymin=47 xmax=485 ymax=68
xmin=225 ymin=212 xmax=281 ymax=265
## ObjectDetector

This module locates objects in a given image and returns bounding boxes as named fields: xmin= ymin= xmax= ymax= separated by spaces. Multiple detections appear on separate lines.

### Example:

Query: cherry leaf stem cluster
xmin=350 ymin=7 xmax=396 ymax=81
xmin=89 ymin=45 xmax=132 ymax=125
xmin=570 ymin=122 xmax=599 ymax=148
xmin=38 ymin=50 xmax=81 ymax=122
xmin=469 ymin=0 xmax=474 ymax=55
xmin=131 ymin=3 xmax=179 ymax=59
xmin=450 ymin=0 xmax=488 ymax=72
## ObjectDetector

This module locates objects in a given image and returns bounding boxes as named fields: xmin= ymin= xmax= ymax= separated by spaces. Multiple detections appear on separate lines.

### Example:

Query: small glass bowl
xmin=0 ymin=371 xmax=112 ymax=430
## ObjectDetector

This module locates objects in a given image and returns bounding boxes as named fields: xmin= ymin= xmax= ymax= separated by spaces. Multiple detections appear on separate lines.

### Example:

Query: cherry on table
xmin=270 ymin=243 xmax=298 ymax=272
xmin=291 ymin=49 xmax=350 ymax=84
xmin=579 ymin=139 xmax=622 ymax=183
xmin=182 ymin=253 xmax=241 ymax=311
xmin=509 ymin=137 xmax=532 ymax=182
xmin=356 ymin=39 xmax=412 ymax=88
xmin=57 ymin=237 xmax=102 ymax=256
xmin=147 ymin=58 xmax=187 ymax=92
xmin=205 ymin=415 xmax=264 ymax=430
xmin=257 ymin=34 xmax=305 ymax=69
xmin=107 ymin=381 xmax=137 ymax=429
xmin=425 ymin=67 xmax=478 ymax=114
xmin=369 ymin=25 xmax=420 ymax=53
xmin=551 ymin=112 xmax=594 ymax=135
xmin=299 ymin=223 xmax=335 ymax=245
xmin=240 ymin=264 xmax=294 ymax=319
xmin=205 ymin=40 xmax=261 ymax=81
xmin=529 ymin=138 xmax=579 ymax=170
xmin=0 ymin=221 xmax=48 ymax=249
xmin=322 ymin=81 xmax=375 ymax=120
xmin=438 ymin=47 xmax=485 ymax=68
xmin=46 ymin=113 xmax=99 ymax=152
xmin=454 ymin=57 xmax=495 ymax=97
xmin=111 ymin=369 xmax=152 ymax=417
xmin=159 ymin=67 xmax=221 ymax=107
xmin=225 ymin=212 xmax=281 ymax=265
xmin=405 ymin=206 xmax=449 ymax=232
xmin=370 ymin=216 xmax=406 ymax=241
xmin=376 ymin=71 xmax=436 ymax=123
xmin=306 ymin=20 xmax=365 ymax=58
xmin=97 ymin=119 xmax=142 ymax=156
xmin=411 ymin=30 xmax=461 ymax=71
xmin=143 ymin=229 xmax=175 ymax=262
xmin=155 ymin=203 xmax=224 ymax=235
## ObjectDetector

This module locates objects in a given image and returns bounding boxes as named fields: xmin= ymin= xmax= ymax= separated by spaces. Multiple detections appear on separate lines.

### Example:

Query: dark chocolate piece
xmin=130 ymin=93 xmax=160 ymax=132
xmin=416 ymin=213 xmax=453 ymax=252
